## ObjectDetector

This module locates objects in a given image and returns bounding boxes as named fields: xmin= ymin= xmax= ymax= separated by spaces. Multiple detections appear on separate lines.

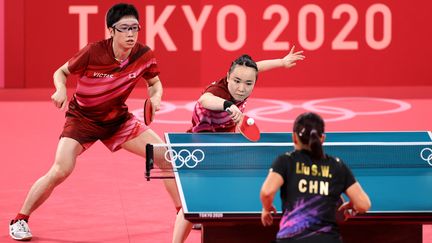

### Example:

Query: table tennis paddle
xmin=226 ymin=108 xmax=260 ymax=142
xmin=144 ymin=98 xmax=155 ymax=126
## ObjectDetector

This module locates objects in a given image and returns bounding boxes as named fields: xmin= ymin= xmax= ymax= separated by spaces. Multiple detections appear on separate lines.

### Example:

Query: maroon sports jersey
xmin=189 ymin=77 xmax=246 ymax=133
xmin=67 ymin=38 xmax=159 ymax=123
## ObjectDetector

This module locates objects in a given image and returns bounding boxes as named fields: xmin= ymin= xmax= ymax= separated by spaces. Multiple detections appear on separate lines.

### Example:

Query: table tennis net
xmin=146 ymin=142 xmax=431 ymax=170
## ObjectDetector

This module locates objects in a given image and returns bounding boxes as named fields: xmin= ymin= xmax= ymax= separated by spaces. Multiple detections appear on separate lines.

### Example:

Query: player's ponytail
xmin=293 ymin=112 xmax=325 ymax=160
xmin=309 ymin=129 xmax=324 ymax=160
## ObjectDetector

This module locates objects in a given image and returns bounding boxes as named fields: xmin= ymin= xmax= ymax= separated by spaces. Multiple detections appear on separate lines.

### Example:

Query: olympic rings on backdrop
xmin=247 ymin=97 xmax=411 ymax=123
xmin=164 ymin=149 xmax=205 ymax=168
xmin=130 ymin=97 xmax=411 ymax=124
xmin=246 ymin=98 xmax=356 ymax=122
xmin=420 ymin=148 xmax=432 ymax=167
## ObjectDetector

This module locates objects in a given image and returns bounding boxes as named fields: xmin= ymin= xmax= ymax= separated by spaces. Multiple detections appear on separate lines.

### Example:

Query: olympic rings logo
xmin=164 ymin=149 xmax=205 ymax=168
xmin=130 ymin=97 xmax=411 ymax=124
xmin=420 ymin=148 xmax=432 ymax=167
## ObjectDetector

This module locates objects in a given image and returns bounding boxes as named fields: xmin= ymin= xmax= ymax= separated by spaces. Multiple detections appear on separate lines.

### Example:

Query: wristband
xmin=262 ymin=207 xmax=273 ymax=212
xmin=223 ymin=100 xmax=234 ymax=111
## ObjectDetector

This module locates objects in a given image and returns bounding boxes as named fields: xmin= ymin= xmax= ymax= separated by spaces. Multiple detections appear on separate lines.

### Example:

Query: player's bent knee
xmin=50 ymin=170 xmax=70 ymax=183
xmin=48 ymin=165 xmax=74 ymax=183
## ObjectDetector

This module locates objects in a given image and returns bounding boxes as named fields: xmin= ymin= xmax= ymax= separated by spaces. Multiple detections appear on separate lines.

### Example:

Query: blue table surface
xmin=166 ymin=131 xmax=432 ymax=143
xmin=165 ymin=132 xmax=432 ymax=214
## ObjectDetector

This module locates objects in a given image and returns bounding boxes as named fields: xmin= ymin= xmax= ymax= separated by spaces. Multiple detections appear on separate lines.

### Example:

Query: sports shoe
xmin=9 ymin=219 xmax=32 ymax=241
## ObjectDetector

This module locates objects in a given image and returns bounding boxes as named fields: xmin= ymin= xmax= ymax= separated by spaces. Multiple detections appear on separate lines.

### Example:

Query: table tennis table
xmin=161 ymin=131 xmax=432 ymax=243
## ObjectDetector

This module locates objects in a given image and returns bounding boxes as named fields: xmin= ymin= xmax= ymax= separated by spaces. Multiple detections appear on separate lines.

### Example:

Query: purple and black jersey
xmin=271 ymin=150 xmax=356 ymax=242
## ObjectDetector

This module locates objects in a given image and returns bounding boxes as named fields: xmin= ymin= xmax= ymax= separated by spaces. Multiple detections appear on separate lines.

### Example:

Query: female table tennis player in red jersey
xmin=260 ymin=112 xmax=371 ymax=243
xmin=9 ymin=3 xmax=182 ymax=241
xmin=172 ymin=49 xmax=306 ymax=242
xmin=188 ymin=47 xmax=305 ymax=133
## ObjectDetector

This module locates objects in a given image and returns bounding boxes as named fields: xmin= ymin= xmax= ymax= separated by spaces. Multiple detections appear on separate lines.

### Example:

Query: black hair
xmin=228 ymin=55 xmax=258 ymax=79
xmin=106 ymin=3 xmax=139 ymax=28
xmin=293 ymin=112 xmax=325 ymax=160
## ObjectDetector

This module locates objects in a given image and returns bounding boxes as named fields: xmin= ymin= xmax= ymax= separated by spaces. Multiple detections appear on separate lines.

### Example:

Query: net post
xmin=145 ymin=143 xmax=154 ymax=181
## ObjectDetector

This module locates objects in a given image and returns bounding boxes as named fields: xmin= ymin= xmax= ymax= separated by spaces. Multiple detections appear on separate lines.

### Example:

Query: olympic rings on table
xmin=164 ymin=149 xmax=205 ymax=168
xmin=420 ymin=148 xmax=432 ymax=167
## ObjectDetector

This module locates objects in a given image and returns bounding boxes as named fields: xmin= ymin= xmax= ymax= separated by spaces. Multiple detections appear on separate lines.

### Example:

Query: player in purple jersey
xmin=260 ymin=112 xmax=371 ymax=243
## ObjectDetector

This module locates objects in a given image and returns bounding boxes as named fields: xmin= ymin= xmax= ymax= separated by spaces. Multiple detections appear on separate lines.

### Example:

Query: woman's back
xmin=273 ymin=149 xmax=356 ymax=241
xmin=260 ymin=112 xmax=371 ymax=243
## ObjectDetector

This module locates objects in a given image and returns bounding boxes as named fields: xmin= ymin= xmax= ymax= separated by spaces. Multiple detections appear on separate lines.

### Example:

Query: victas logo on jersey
xmin=93 ymin=72 xmax=114 ymax=78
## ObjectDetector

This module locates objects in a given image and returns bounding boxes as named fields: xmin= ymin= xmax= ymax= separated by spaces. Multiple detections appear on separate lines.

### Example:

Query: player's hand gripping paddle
xmin=144 ymin=98 xmax=155 ymax=126
xmin=226 ymin=108 xmax=260 ymax=142
xmin=336 ymin=196 xmax=356 ymax=222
